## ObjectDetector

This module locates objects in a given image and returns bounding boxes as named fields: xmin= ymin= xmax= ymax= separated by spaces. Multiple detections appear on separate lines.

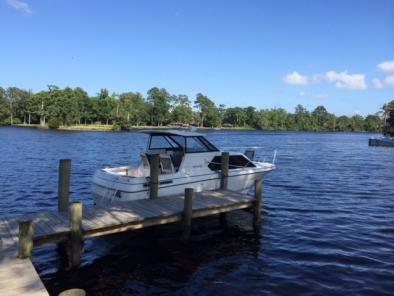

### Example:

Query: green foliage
xmin=48 ymin=117 xmax=61 ymax=129
xmin=171 ymin=94 xmax=193 ymax=124
xmin=194 ymin=93 xmax=220 ymax=127
xmin=383 ymin=100 xmax=394 ymax=136
xmin=0 ymin=84 xmax=388 ymax=133
xmin=147 ymin=87 xmax=170 ymax=126
xmin=112 ymin=117 xmax=132 ymax=131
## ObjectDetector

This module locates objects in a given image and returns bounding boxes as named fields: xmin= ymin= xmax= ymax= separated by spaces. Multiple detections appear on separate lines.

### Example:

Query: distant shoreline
xmin=9 ymin=123 xmax=256 ymax=132
xmin=3 ymin=124 xmax=380 ymax=134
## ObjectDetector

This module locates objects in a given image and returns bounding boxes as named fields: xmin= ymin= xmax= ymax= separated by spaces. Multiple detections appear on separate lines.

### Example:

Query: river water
xmin=0 ymin=127 xmax=393 ymax=295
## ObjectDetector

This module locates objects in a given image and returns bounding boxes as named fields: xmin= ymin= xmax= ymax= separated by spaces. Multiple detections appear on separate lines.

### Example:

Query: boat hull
xmin=369 ymin=137 xmax=394 ymax=147
xmin=92 ymin=166 xmax=273 ymax=205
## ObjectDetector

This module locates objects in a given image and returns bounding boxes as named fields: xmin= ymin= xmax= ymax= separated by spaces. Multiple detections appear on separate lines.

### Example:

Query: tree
xmin=244 ymin=106 xmax=258 ymax=128
xmin=0 ymin=87 xmax=8 ymax=124
xmin=171 ymin=94 xmax=193 ymax=124
xmin=223 ymin=107 xmax=247 ymax=126
xmin=95 ymin=89 xmax=116 ymax=125
xmin=364 ymin=114 xmax=382 ymax=132
xmin=119 ymin=92 xmax=147 ymax=126
xmin=6 ymin=87 xmax=30 ymax=124
xmin=294 ymin=104 xmax=316 ymax=131
xmin=312 ymin=105 xmax=330 ymax=130
xmin=350 ymin=115 xmax=364 ymax=131
xmin=194 ymin=93 xmax=219 ymax=127
xmin=336 ymin=116 xmax=352 ymax=131
xmin=147 ymin=87 xmax=170 ymax=126
xmin=383 ymin=100 xmax=394 ymax=136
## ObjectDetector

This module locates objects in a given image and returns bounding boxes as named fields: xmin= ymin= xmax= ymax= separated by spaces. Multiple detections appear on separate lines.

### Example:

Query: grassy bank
xmin=12 ymin=123 xmax=256 ymax=132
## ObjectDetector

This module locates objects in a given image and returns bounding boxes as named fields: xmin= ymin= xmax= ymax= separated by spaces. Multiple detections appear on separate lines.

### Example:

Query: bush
xmin=48 ymin=117 xmax=62 ymax=129
xmin=112 ymin=118 xmax=131 ymax=131
xmin=2 ymin=118 xmax=21 ymax=125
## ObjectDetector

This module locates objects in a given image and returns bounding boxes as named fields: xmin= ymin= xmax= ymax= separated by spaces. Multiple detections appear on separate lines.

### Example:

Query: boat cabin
xmin=142 ymin=130 xmax=219 ymax=173
xmin=141 ymin=130 xmax=255 ymax=175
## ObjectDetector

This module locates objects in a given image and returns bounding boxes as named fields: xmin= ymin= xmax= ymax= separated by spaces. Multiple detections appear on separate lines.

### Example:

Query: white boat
xmin=92 ymin=130 xmax=276 ymax=205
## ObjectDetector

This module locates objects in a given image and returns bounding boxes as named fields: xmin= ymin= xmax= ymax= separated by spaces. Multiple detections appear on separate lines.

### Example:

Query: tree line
xmin=0 ymin=85 xmax=391 ymax=132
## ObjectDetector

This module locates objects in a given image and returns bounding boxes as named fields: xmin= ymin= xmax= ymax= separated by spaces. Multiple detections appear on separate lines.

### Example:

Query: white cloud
xmin=372 ymin=78 xmax=383 ymax=89
xmin=377 ymin=60 xmax=394 ymax=73
xmin=384 ymin=75 xmax=394 ymax=88
xmin=298 ymin=91 xmax=306 ymax=97
xmin=283 ymin=71 xmax=309 ymax=85
xmin=6 ymin=0 xmax=32 ymax=14
xmin=324 ymin=70 xmax=367 ymax=90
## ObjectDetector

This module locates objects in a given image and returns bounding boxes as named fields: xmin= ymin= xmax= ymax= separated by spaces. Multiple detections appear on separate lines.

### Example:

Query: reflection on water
xmin=1 ymin=127 xmax=394 ymax=295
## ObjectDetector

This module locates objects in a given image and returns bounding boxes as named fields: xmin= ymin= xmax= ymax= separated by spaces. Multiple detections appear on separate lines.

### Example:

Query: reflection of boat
xmin=92 ymin=130 xmax=276 ymax=205
xmin=369 ymin=136 xmax=394 ymax=147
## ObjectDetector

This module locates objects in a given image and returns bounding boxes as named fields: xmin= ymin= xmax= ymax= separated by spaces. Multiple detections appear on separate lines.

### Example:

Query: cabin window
xmin=186 ymin=137 xmax=210 ymax=153
xmin=208 ymin=155 xmax=255 ymax=171
xmin=169 ymin=135 xmax=186 ymax=149
xmin=150 ymin=135 xmax=176 ymax=149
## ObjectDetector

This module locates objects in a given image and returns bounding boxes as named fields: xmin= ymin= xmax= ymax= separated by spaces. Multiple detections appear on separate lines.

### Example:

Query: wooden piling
xmin=221 ymin=152 xmax=229 ymax=190
xmin=150 ymin=154 xmax=160 ymax=199
xmin=18 ymin=220 xmax=33 ymax=259
xmin=58 ymin=159 xmax=71 ymax=212
xmin=182 ymin=188 xmax=193 ymax=243
xmin=69 ymin=202 xmax=83 ymax=267
xmin=253 ymin=180 xmax=263 ymax=228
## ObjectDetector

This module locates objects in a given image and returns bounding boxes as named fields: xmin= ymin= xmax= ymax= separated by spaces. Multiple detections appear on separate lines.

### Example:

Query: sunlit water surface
xmin=0 ymin=127 xmax=393 ymax=295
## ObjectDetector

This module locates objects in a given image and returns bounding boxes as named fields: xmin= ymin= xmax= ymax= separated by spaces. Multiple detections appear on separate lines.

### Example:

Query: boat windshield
xmin=148 ymin=134 xmax=218 ymax=153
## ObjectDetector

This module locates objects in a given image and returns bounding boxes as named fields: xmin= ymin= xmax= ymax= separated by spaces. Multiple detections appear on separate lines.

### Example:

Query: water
xmin=0 ymin=127 xmax=393 ymax=295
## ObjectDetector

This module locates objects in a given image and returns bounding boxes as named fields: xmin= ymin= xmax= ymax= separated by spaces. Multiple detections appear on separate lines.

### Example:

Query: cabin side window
xmin=186 ymin=137 xmax=210 ymax=153
xmin=208 ymin=155 xmax=255 ymax=171
xmin=149 ymin=135 xmax=177 ymax=150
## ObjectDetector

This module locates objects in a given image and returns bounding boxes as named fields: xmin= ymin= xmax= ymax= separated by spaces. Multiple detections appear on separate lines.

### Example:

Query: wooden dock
xmin=0 ymin=190 xmax=261 ymax=295
xmin=0 ymin=156 xmax=264 ymax=295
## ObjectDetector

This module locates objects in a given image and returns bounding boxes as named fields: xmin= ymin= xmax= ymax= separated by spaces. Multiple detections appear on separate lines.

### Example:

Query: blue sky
xmin=1 ymin=0 xmax=393 ymax=116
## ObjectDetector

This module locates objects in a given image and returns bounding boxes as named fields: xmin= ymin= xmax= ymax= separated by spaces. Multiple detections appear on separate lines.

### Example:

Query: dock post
xmin=220 ymin=152 xmax=229 ymax=223
xmin=182 ymin=188 xmax=193 ymax=243
xmin=18 ymin=220 xmax=33 ymax=259
xmin=58 ymin=159 xmax=71 ymax=212
xmin=69 ymin=202 xmax=83 ymax=268
xmin=253 ymin=180 xmax=263 ymax=228
xmin=150 ymin=154 xmax=160 ymax=199
xmin=221 ymin=152 xmax=229 ymax=190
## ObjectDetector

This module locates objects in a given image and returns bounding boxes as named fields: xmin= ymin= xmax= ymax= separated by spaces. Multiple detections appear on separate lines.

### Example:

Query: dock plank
xmin=0 ymin=189 xmax=257 ymax=296
xmin=0 ymin=259 xmax=49 ymax=296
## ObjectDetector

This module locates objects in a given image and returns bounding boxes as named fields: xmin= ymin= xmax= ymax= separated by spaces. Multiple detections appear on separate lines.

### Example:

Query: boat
xmin=369 ymin=136 xmax=394 ymax=147
xmin=92 ymin=130 xmax=276 ymax=205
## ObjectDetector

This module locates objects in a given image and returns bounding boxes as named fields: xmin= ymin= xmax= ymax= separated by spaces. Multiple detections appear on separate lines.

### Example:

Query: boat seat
xmin=160 ymin=154 xmax=175 ymax=174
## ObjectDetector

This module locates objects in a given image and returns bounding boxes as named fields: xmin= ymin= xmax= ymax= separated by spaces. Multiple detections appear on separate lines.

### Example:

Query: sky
xmin=0 ymin=0 xmax=393 ymax=116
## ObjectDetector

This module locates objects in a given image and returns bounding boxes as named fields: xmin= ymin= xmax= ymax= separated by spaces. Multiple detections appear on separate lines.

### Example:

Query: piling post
xmin=221 ymin=152 xmax=229 ymax=190
xmin=58 ymin=159 xmax=71 ymax=212
xmin=253 ymin=180 xmax=263 ymax=228
xmin=150 ymin=154 xmax=160 ymax=199
xmin=182 ymin=188 xmax=193 ymax=243
xmin=69 ymin=202 xmax=83 ymax=268
xmin=220 ymin=152 xmax=229 ymax=223
xmin=18 ymin=220 xmax=33 ymax=259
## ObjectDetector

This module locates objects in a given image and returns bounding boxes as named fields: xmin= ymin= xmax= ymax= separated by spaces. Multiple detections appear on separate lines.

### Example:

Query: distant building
xmin=221 ymin=123 xmax=233 ymax=128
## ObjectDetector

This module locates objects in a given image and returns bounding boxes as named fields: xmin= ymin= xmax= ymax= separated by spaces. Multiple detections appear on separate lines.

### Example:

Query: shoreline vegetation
xmin=11 ymin=123 xmax=256 ymax=132
xmin=1 ymin=85 xmax=393 ymax=133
